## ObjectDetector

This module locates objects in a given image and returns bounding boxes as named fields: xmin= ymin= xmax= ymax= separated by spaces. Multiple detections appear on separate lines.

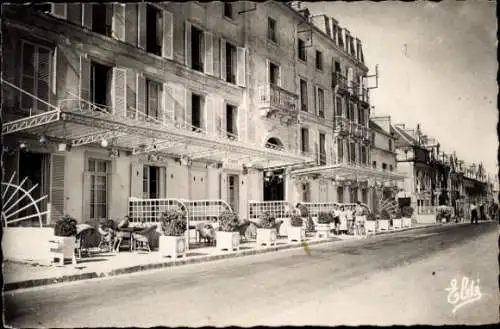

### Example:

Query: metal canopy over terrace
xmin=2 ymin=80 xmax=314 ymax=169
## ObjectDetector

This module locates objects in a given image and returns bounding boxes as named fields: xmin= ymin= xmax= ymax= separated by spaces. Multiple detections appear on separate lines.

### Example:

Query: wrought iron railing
xmin=258 ymin=84 xmax=298 ymax=113
xmin=333 ymin=72 xmax=347 ymax=90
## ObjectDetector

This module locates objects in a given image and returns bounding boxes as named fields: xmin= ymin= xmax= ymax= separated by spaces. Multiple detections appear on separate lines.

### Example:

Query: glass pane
xmin=97 ymin=205 xmax=107 ymax=219
xmin=95 ymin=175 xmax=106 ymax=187
xmin=37 ymin=80 xmax=49 ymax=112
xmin=97 ymin=161 xmax=107 ymax=173
xmin=22 ymin=43 xmax=35 ymax=76
xmin=88 ymin=159 xmax=96 ymax=172
xmin=90 ymin=204 xmax=95 ymax=219
xmin=37 ymin=48 xmax=51 ymax=82
xmin=96 ymin=190 xmax=107 ymax=203
xmin=21 ymin=77 xmax=34 ymax=109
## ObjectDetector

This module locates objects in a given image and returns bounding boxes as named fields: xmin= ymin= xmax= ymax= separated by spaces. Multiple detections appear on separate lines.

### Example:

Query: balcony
xmin=333 ymin=116 xmax=350 ymax=135
xmin=348 ymin=81 xmax=359 ymax=99
xmin=258 ymin=84 xmax=298 ymax=124
xmin=332 ymin=72 xmax=348 ymax=92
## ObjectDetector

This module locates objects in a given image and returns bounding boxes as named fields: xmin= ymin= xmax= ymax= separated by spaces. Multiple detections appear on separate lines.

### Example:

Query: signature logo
xmin=445 ymin=276 xmax=482 ymax=313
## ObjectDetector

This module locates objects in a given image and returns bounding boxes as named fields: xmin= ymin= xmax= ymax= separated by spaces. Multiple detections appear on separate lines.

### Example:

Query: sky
xmin=306 ymin=0 xmax=498 ymax=176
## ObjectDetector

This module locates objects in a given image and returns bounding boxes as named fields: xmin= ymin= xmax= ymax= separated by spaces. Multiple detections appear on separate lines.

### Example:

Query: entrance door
xmin=263 ymin=169 xmax=284 ymax=201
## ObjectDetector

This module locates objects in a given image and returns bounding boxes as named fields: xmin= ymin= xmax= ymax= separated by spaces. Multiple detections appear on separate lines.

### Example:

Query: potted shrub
xmin=256 ymin=212 xmax=277 ymax=246
xmin=316 ymin=212 xmax=332 ymax=238
xmin=364 ymin=212 xmax=377 ymax=235
xmin=159 ymin=208 xmax=187 ymax=258
xmin=392 ymin=209 xmax=403 ymax=230
xmin=288 ymin=214 xmax=305 ymax=243
xmin=378 ymin=209 xmax=390 ymax=231
xmin=401 ymin=206 xmax=414 ymax=227
xmin=216 ymin=211 xmax=240 ymax=252
xmin=51 ymin=215 xmax=78 ymax=265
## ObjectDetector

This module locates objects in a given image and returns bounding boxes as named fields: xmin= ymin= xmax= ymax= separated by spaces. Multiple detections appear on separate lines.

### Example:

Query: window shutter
xmin=126 ymin=69 xmax=137 ymax=119
xmin=51 ymin=3 xmax=67 ymax=19
xmin=147 ymin=81 xmax=158 ymax=119
xmin=214 ymin=98 xmax=222 ymax=135
xmin=347 ymin=67 xmax=354 ymax=90
xmin=125 ymin=4 xmax=138 ymax=46
xmin=173 ymin=85 xmax=186 ymax=127
xmin=50 ymin=154 xmax=65 ymax=224
xmin=236 ymin=47 xmax=246 ymax=87
xmin=67 ymin=4 xmax=82 ymax=26
xmin=79 ymin=54 xmax=91 ymax=102
xmin=185 ymin=21 xmax=192 ymax=67
xmin=220 ymin=38 xmax=226 ymax=81
xmin=237 ymin=106 xmax=244 ymax=141
xmin=204 ymin=31 xmax=214 ymax=75
xmin=205 ymin=95 xmax=216 ymax=135
xmin=82 ymin=3 xmax=92 ymax=29
xmin=185 ymin=89 xmax=192 ymax=128
xmin=112 ymin=4 xmax=126 ymax=41
xmin=137 ymin=3 xmax=147 ymax=49
xmin=265 ymin=59 xmax=270 ymax=84
xmin=136 ymin=73 xmax=146 ymax=118
xmin=162 ymin=10 xmax=174 ymax=59
xmin=130 ymin=163 xmax=144 ymax=198
xmin=112 ymin=67 xmax=126 ymax=117
xmin=220 ymin=99 xmax=226 ymax=138
xmin=314 ymin=86 xmax=318 ymax=115
xmin=159 ymin=167 xmax=167 ymax=198
xmin=163 ymin=83 xmax=174 ymax=123
xmin=82 ymin=172 xmax=91 ymax=221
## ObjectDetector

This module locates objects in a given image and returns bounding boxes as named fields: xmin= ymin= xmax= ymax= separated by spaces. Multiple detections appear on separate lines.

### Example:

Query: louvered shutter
xmin=112 ymin=4 xmax=126 ymax=41
xmin=214 ymin=98 xmax=222 ymax=137
xmin=136 ymin=73 xmax=146 ymax=119
xmin=50 ymin=154 xmax=65 ymax=224
xmin=236 ymin=47 xmax=246 ymax=87
xmin=205 ymin=95 xmax=216 ymax=134
xmin=112 ymin=67 xmax=126 ymax=116
xmin=67 ymin=4 xmax=82 ymax=26
xmin=51 ymin=3 xmax=67 ymax=19
xmin=237 ymin=106 xmax=245 ymax=141
xmin=347 ymin=67 xmax=354 ymax=90
xmin=219 ymin=99 xmax=226 ymax=138
xmin=162 ymin=10 xmax=173 ymax=59
xmin=173 ymin=85 xmax=186 ymax=127
xmin=130 ymin=163 xmax=144 ymax=198
xmin=265 ymin=59 xmax=270 ymax=85
xmin=185 ymin=21 xmax=192 ymax=67
xmin=163 ymin=83 xmax=174 ymax=123
xmin=159 ymin=167 xmax=167 ymax=198
xmin=79 ymin=55 xmax=91 ymax=102
xmin=185 ymin=89 xmax=192 ymax=128
xmin=137 ymin=3 xmax=147 ymax=49
xmin=314 ymin=86 xmax=318 ymax=115
xmin=147 ymin=81 xmax=158 ymax=120
xmin=204 ymin=32 xmax=214 ymax=75
xmin=126 ymin=69 xmax=137 ymax=119
xmin=125 ymin=4 xmax=138 ymax=46
xmin=220 ymin=38 xmax=226 ymax=81
xmin=82 ymin=3 xmax=92 ymax=29
xmin=82 ymin=172 xmax=91 ymax=221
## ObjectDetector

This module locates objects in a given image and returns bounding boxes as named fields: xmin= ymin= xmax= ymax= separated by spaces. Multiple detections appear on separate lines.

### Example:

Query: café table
xmin=114 ymin=226 xmax=144 ymax=252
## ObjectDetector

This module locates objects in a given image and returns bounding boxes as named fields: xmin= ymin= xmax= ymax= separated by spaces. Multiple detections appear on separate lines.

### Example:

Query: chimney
xmin=311 ymin=15 xmax=331 ymax=37
xmin=330 ymin=17 xmax=339 ymax=45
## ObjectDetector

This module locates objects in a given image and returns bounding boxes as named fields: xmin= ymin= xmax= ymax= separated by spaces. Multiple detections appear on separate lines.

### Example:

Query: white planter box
xmin=365 ymin=221 xmax=376 ymax=235
xmin=159 ymin=236 xmax=186 ymax=258
xmin=216 ymin=231 xmax=240 ymax=251
xmin=378 ymin=219 xmax=390 ymax=231
xmin=2 ymin=227 xmax=54 ymax=264
xmin=288 ymin=226 xmax=306 ymax=243
xmin=393 ymin=218 xmax=403 ymax=230
xmin=256 ymin=228 xmax=277 ymax=246
xmin=402 ymin=217 xmax=412 ymax=228
xmin=316 ymin=223 xmax=330 ymax=239
xmin=49 ymin=236 xmax=77 ymax=266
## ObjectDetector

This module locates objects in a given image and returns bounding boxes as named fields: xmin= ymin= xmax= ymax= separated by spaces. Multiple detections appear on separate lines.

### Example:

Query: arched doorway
xmin=263 ymin=138 xmax=285 ymax=201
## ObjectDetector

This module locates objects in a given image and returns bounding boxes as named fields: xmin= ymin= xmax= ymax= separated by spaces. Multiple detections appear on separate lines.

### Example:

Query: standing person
xmin=470 ymin=202 xmax=478 ymax=224
xmin=113 ymin=215 xmax=131 ymax=252
xmin=339 ymin=205 xmax=347 ymax=234
xmin=333 ymin=204 xmax=341 ymax=235
xmin=354 ymin=201 xmax=365 ymax=237
xmin=346 ymin=205 xmax=354 ymax=234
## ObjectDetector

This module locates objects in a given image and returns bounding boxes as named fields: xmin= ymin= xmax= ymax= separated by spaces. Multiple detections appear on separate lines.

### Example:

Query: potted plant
xmin=364 ymin=212 xmax=377 ymax=235
xmin=256 ymin=212 xmax=277 ymax=246
xmin=401 ymin=206 xmax=414 ymax=227
xmin=159 ymin=208 xmax=187 ymax=258
xmin=316 ymin=212 xmax=332 ymax=238
xmin=288 ymin=214 xmax=305 ymax=243
xmin=378 ymin=209 xmax=390 ymax=231
xmin=216 ymin=211 xmax=240 ymax=252
xmin=392 ymin=209 xmax=403 ymax=230
xmin=51 ymin=215 xmax=78 ymax=265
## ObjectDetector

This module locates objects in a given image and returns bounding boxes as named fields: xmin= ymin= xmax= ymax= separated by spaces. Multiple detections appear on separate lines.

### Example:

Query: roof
xmin=369 ymin=120 xmax=392 ymax=138
xmin=392 ymin=125 xmax=419 ymax=147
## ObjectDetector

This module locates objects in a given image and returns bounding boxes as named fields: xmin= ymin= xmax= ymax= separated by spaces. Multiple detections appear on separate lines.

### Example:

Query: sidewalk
xmin=3 ymin=221 xmax=473 ymax=291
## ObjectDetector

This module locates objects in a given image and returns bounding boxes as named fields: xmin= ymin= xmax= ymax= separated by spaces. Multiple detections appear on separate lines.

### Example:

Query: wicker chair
xmin=132 ymin=225 xmax=157 ymax=252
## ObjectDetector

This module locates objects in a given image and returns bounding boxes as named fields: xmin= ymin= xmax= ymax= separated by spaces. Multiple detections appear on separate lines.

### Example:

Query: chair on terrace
xmin=132 ymin=225 xmax=158 ymax=252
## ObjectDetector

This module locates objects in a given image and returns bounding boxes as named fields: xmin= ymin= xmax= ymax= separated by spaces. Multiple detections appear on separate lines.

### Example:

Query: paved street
xmin=4 ymin=223 xmax=498 ymax=327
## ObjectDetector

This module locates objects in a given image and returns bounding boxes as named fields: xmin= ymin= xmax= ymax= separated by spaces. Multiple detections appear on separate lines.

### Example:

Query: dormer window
xmin=224 ymin=3 xmax=233 ymax=19
xmin=267 ymin=17 xmax=277 ymax=43
xmin=315 ymin=50 xmax=323 ymax=70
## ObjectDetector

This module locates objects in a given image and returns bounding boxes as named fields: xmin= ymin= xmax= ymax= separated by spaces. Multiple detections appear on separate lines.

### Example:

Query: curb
xmin=3 ymin=238 xmax=338 ymax=292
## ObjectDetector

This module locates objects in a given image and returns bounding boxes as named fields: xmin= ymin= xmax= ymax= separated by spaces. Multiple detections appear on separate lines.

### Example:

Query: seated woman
xmin=113 ymin=216 xmax=130 ymax=253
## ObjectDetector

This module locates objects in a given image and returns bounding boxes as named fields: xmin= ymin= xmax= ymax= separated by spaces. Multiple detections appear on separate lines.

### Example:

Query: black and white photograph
xmin=1 ymin=0 xmax=498 ymax=327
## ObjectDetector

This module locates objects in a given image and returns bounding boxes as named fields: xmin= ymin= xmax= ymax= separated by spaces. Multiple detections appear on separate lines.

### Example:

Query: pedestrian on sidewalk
xmin=470 ymin=202 xmax=478 ymax=224
xmin=339 ymin=205 xmax=348 ymax=234
xmin=354 ymin=201 xmax=366 ymax=237
xmin=346 ymin=205 xmax=354 ymax=234
xmin=333 ymin=204 xmax=341 ymax=235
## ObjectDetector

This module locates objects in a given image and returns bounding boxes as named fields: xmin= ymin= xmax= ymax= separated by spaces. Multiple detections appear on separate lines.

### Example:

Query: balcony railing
xmin=333 ymin=72 xmax=347 ymax=91
xmin=333 ymin=116 xmax=350 ymax=135
xmin=258 ymin=84 xmax=298 ymax=114
xmin=333 ymin=117 xmax=371 ymax=143
xmin=349 ymin=81 xmax=359 ymax=97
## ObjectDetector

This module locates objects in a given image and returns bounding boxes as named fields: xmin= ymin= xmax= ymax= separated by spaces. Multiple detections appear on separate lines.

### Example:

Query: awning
xmin=290 ymin=161 xmax=406 ymax=183
xmin=2 ymin=80 xmax=314 ymax=169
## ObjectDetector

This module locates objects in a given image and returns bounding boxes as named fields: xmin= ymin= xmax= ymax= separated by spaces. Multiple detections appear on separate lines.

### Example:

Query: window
xmin=389 ymin=139 xmax=393 ymax=152
xmin=317 ymin=88 xmax=325 ymax=118
xmin=358 ymin=107 xmax=364 ymax=125
xmin=348 ymin=102 xmax=355 ymax=121
xmin=224 ymin=2 xmax=233 ymax=19
xmin=362 ymin=189 xmax=368 ymax=204
xmin=389 ymin=164 xmax=394 ymax=171
xmin=88 ymin=159 xmax=109 ymax=220
xmin=300 ymin=79 xmax=308 ymax=112
xmin=372 ymin=132 xmax=376 ymax=144
xmin=337 ymin=139 xmax=344 ymax=163
xmin=372 ymin=161 xmax=377 ymax=168
xmin=191 ymin=26 xmax=204 ymax=72
xmin=191 ymin=93 xmax=204 ymax=131
xmin=334 ymin=61 xmax=341 ymax=72
xmin=21 ymin=42 xmax=51 ymax=112
xmin=335 ymin=97 xmax=342 ymax=117
xmin=267 ymin=17 xmax=277 ymax=42
xmin=302 ymin=183 xmax=311 ymax=202
xmin=226 ymin=42 xmax=237 ymax=84
xmin=90 ymin=61 xmax=112 ymax=110
xmin=319 ymin=133 xmax=326 ymax=165
xmin=337 ymin=186 xmax=344 ymax=203
xmin=349 ymin=142 xmax=356 ymax=163
xmin=269 ymin=62 xmax=280 ymax=85
xmin=143 ymin=165 xmax=160 ymax=199
xmin=228 ymin=175 xmax=239 ymax=212
xmin=226 ymin=104 xmax=238 ymax=138
xmin=298 ymin=38 xmax=307 ymax=61
xmin=92 ymin=4 xmax=112 ymax=36
xmin=382 ymin=163 xmax=387 ymax=171
xmin=315 ymin=50 xmax=323 ymax=70
xmin=300 ymin=128 xmax=309 ymax=153
xmin=361 ymin=146 xmax=367 ymax=164
xmin=146 ymin=79 xmax=162 ymax=119
xmin=146 ymin=5 xmax=163 ymax=56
